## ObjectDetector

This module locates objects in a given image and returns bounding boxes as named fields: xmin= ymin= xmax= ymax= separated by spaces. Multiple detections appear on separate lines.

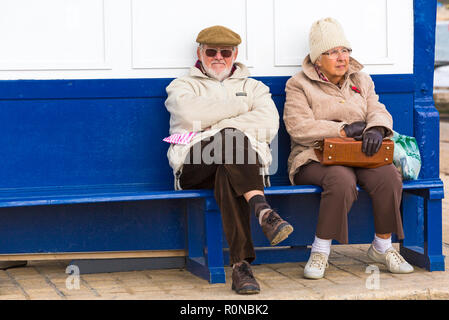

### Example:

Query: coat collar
xmin=301 ymin=54 xmax=364 ymax=83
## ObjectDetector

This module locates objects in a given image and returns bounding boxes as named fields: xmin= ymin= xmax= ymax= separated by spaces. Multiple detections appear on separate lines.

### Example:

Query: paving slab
xmin=1 ymin=243 xmax=447 ymax=300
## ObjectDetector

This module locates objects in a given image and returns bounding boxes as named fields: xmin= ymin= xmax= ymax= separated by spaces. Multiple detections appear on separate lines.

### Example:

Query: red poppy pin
xmin=351 ymin=86 xmax=361 ymax=94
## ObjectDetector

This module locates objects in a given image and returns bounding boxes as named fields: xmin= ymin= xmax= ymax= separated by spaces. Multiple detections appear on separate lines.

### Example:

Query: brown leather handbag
xmin=314 ymin=137 xmax=394 ymax=168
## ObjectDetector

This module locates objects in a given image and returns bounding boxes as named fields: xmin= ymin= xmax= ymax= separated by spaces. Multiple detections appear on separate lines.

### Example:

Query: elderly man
xmin=164 ymin=25 xmax=293 ymax=294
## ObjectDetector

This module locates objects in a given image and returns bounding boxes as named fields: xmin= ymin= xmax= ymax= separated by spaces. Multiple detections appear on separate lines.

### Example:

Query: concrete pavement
xmin=1 ymin=125 xmax=449 ymax=300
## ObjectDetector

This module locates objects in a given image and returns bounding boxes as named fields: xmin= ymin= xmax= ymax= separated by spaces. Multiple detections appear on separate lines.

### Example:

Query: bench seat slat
xmin=0 ymin=189 xmax=213 ymax=208
xmin=0 ymin=178 xmax=442 ymax=208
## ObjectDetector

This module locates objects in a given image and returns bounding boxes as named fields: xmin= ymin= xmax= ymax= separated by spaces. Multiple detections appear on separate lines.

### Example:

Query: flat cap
xmin=196 ymin=25 xmax=241 ymax=46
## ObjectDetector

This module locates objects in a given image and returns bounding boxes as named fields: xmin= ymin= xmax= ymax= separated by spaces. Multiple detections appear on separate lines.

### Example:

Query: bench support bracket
xmin=401 ymin=187 xmax=445 ymax=271
xmin=186 ymin=197 xmax=226 ymax=284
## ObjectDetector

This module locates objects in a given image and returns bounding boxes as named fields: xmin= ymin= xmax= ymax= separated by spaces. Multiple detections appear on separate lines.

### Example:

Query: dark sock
xmin=248 ymin=194 xmax=271 ymax=219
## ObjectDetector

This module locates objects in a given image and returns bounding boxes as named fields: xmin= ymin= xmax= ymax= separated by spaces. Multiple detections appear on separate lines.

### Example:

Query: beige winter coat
xmin=165 ymin=62 xmax=279 ymax=190
xmin=283 ymin=55 xmax=393 ymax=184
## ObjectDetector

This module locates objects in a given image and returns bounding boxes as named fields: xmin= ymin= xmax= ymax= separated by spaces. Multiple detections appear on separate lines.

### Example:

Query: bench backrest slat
xmin=0 ymin=75 xmax=415 ymax=191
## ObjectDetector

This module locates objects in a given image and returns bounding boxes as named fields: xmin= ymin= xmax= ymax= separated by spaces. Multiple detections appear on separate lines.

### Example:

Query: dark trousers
xmin=294 ymin=161 xmax=404 ymax=244
xmin=180 ymin=129 xmax=264 ymax=265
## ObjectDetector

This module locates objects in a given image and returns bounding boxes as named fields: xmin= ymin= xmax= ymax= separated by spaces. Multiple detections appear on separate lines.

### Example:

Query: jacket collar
xmin=189 ymin=61 xmax=249 ymax=80
xmin=301 ymin=54 xmax=364 ymax=83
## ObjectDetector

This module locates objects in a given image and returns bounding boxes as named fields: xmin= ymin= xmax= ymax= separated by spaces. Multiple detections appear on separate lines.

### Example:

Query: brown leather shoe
xmin=231 ymin=261 xmax=260 ymax=295
xmin=260 ymin=210 xmax=293 ymax=246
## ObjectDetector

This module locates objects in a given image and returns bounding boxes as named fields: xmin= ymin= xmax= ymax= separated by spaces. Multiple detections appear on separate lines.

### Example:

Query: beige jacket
xmin=165 ymin=62 xmax=279 ymax=190
xmin=283 ymin=55 xmax=393 ymax=184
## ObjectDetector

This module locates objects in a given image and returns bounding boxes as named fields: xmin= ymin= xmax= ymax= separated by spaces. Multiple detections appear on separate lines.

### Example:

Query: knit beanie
xmin=309 ymin=17 xmax=352 ymax=64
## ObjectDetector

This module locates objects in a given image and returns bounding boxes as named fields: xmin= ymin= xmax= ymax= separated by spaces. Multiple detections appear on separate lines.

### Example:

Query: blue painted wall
xmin=402 ymin=0 xmax=439 ymax=249
xmin=0 ymin=75 xmax=416 ymax=254
xmin=0 ymin=75 xmax=414 ymax=192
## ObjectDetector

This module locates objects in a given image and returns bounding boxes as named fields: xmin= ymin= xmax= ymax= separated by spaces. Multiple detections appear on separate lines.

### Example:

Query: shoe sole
xmin=270 ymin=223 xmax=294 ymax=246
xmin=303 ymin=272 xmax=325 ymax=280
xmin=232 ymin=284 xmax=260 ymax=295
xmin=367 ymin=250 xmax=414 ymax=274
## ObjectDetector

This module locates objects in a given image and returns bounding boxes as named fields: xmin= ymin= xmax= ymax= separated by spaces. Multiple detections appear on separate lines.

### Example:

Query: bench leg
xmin=401 ymin=189 xmax=445 ymax=271
xmin=186 ymin=197 xmax=225 ymax=284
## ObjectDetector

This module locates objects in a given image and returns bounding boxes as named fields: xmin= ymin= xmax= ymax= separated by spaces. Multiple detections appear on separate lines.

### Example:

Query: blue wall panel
xmin=0 ymin=75 xmax=416 ymax=255
xmin=0 ymin=75 xmax=414 ymax=192
xmin=0 ymin=98 xmax=173 ymax=190
xmin=0 ymin=199 xmax=187 ymax=254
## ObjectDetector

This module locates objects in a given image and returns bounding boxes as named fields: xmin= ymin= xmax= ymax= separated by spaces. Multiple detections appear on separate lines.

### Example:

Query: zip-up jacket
xmin=165 ymin=62 xmax=280 ymax=190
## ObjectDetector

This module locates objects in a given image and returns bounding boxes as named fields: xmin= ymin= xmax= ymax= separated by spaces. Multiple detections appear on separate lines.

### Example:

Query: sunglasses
xmin=204 ymin=48 xmax=234 ymax=58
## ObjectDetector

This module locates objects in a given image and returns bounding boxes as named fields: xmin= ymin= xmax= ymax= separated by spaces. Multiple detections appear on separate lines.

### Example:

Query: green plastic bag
xmin=391 ymin=131 xmax=421 ymax=180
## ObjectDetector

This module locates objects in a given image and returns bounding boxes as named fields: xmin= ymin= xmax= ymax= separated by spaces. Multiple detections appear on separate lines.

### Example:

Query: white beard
xmin=200 ymin=53 xmax=235 ymax=81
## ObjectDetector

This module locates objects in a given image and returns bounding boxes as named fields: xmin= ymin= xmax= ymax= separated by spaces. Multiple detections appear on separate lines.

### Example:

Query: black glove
xmin=343 ymin=121 xmax=366 ymax=139
xmin=358 ymin=127 xmax=384 ymax=156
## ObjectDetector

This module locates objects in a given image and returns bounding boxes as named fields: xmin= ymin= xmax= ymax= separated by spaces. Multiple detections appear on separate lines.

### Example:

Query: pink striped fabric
xmin=163 ymin=132 xmax=198 ymax=145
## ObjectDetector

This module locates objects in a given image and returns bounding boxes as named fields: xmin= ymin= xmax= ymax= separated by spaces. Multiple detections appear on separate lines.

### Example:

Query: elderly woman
xmin=283 ymin=17 xmax=414 ymax=279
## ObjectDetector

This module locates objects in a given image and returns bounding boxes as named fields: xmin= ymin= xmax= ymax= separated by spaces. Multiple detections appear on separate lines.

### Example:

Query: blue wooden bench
xmin=0 ymin=1 xmax=444 ymax=283
xmin=0 ymin=74 xmax=444 ymax=283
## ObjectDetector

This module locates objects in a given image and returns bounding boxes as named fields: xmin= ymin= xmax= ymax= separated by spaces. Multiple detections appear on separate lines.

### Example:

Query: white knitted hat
xmin=309 ymin=17 xmax=352 ymax=64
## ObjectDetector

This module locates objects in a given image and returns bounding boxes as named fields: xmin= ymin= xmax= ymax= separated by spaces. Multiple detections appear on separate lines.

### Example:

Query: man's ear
xmin=234 ymin=47 xmax=239 ymax=59
xmin=197 ymin=46 xmax=202 ymax=61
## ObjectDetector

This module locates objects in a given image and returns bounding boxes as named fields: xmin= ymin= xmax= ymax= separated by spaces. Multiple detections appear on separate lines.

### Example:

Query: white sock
xmin=311 ymin=236 xmax=332 ymax=256
xmin=372 ymin=235 xmax=392 ymax=254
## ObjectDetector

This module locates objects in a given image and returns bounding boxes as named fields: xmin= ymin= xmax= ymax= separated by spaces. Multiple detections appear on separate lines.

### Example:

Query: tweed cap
xmin=196 ymin=25 xmax=241 ymax=46
xmin=309 ymin=17 xmax=352 ymax=64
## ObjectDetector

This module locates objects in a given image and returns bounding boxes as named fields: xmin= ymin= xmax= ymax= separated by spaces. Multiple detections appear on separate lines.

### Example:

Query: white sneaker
xmin=304 ymin=252 xmax=329 ymax=279
xmin=367 ymin=245 xmax=414 ymax=274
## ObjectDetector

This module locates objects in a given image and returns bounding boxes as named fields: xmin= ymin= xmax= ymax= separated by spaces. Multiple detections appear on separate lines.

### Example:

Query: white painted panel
xmin=274 ymin=0 xmax=390 ymax=66
xmin=0 ymin=0 xmax=414 ymax=79
xmin=0 ymin=0 xmax=108 ymax=70
xmin=271 ymin=0 xmax=413 ymax=75
xmin=131 ymin=0 xmax=250 ymax=69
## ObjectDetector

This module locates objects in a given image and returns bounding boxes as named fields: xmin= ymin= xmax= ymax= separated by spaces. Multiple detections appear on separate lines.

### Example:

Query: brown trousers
xmin=180 ymin=129 xmax=264 ymax=265
xmin=293 ymin=161 xmax=404 ymax=244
